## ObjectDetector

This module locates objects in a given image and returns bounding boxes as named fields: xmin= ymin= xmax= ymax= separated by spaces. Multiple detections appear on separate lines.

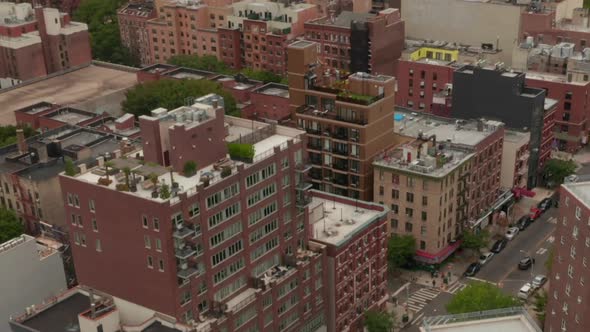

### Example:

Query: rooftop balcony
xmin=175 ymin=245 xmax=197 ymax=259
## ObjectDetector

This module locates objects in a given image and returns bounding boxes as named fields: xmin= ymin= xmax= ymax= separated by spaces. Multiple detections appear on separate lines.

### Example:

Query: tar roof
xmin=142 ymin=322 xmax=183 ymax=332
xmin=20 ymin=293 xmax=90 ymax=332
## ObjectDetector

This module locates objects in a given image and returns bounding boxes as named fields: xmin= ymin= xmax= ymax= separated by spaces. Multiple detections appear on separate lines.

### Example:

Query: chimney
xmin=16 ymin=129 xmax=27 ymax=154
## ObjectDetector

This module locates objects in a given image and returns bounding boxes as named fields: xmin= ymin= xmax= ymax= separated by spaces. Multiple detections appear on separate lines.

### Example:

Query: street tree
xmin=387 ymin=234 xmax=416 ymax=269
xmin=460 ymin=229 xmax=490 ymax=253
xmin=542 ymin=159 xmax=577 ymax=187
xmin=446 ymin=282 xmax=520 ymax=314
xmin=533 ymin=290 xmax=547 ymax=326
xmin=122 ymin=79 xmax=238 ymax=117
xmin=0 ymin=207 xmax=24 ymax=243
xmin=364 ymin=309 xmax=394 ymax=332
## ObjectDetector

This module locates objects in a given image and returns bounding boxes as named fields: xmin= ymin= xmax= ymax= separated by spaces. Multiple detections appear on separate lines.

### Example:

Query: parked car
xmin=479 ymin=252 xmax=494 ymax=265
xmin=491 ymin=239 xmax=508 ymax=253
xmin=464 ymin=262 xmax=481 ymax=277
xmin=517 ymin=283 xmax=534 ymax=300
xmin=538 ymin=198 xmax=552 ymax=212
xmin=516 ymin=216 xmax=531 ymax=231
xmin=530 ymin=208 xmax=542 ymax=220
xmin=532 ymin=275 xmax=547 ymax=289
xmin=505 ymin=227 xmax=520 ymax=240
xmin=518 ymin=256 xmax=536 ymax=270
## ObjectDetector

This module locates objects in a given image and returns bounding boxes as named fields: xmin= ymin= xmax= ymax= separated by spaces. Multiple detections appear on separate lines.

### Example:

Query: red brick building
xmin=0 ymin=2 xmax=91 ymax=88
xmin=303 ymin=8 xmax=404 ymax=76
xmin=243 ymin=83 xmax=291 ymax=123
xmin=545 ymin=180 xmax=590 ymax=332
xmin=117 ymin=0 xmax=156 ymax=67
xmin=308 ymin=191 xmax=389 ymax=332
xmin=521 ymin=7 xmax=590 ymax=51
xmin=59 ymin=94 xmax=330 ymax=331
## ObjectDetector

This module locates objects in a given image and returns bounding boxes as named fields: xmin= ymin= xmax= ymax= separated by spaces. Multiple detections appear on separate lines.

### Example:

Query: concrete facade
xmin=500 ymin=130 xmax=530 ymax=189
xmin=0 ymin=235 xmax=67 ymax=331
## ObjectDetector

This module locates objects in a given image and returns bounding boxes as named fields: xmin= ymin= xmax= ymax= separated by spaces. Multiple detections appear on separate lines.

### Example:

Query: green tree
xmin=122 ymin=79 xmax=238 ymax=117
xmin=533 ymin=290 xmax=547 ymax=326
xmin=64 ymin=158 xmax=77 ymax=176
xmin=364 ymin=309 xmax=394 ymax=332
xmin=183 ymin=161 xmax=197 ymax=177
xmin=542 ymin=159 xmax=577 ymax=187
xmin=240 ymin=68 xmax=285 ymax=84
xmin=585 ymin=0 xmax=590 ymax=9
xmin=0 ymin=125 xmax=35 ymax=148
xmin=545 ymin=246 xmax=555 ymax=272
xmin=0 ymin=207 xmax=24 ymax=243
xmin=387 ymin=234 xmax=416 ymax=269
xmin=74 ymin=0 xmax=138 ymax=66
xmin=446 ymin=282 xmax=520 ymax=314
xmin=461 ymin=229 xmax=490 ymax=252
xmin=168 ymin=54 xmax=233 ymax=74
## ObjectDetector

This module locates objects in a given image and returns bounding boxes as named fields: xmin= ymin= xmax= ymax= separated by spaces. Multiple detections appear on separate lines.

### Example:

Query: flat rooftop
xmin=255 ymin=83 xmax=289 ymax=98
xmin=309 ymin=193 xmax=387 ymax=247
xmin=18 ymin=293 xmax=90 ymax=332
xmin=563 ymin=181 xmax=590 ymax=207
xmin=46 ymin=110 xmax=94 ymax=125
xmin=142 ymin=322 xmax=182 ymax=332
xmin=0 ymin=65 xmax=137 ymax=125
xmin=289 ymin=40 xmax=314 ymax=48
xmin=163 ymin=68 xmax=217 ymax=80
xmin=308 ymin=11 xmax=375 ymax=28
xmin=504 ymin=130 xmax=530 ymax=144
xmin=394 ymin=109 xmax=503 ymax=147
xmin=420 ymin=307 xmax=541 ymax=332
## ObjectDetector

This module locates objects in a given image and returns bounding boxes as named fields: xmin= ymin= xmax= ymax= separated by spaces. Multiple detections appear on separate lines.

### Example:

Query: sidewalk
xmin=386 ymin=300 xmax=413 ymax=331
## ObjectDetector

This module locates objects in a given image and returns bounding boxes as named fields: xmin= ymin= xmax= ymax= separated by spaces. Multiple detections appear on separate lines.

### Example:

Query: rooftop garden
xmin=227 ymin=143 xmax=255 ymax=163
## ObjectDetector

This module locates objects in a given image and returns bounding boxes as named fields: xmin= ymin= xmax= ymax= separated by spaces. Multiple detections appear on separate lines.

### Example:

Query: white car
xmin=505 ymin=227 xmax=520 ymax=240
xmin=517 ymin=283 xmax=533 ymax=300
xmin=532 ymin=275 xmax=548 ymax=289
xmin=479 ymin=252 xmax=494 ymax=265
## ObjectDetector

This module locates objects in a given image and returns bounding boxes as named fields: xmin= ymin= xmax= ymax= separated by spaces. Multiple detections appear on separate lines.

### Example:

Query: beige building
xmin=500 ymin=130 xmax=530 ymax=189
xmin=373 ymin=138 xmax=473 ymax=263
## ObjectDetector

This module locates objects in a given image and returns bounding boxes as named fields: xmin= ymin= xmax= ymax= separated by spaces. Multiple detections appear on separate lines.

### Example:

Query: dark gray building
xmin=451 ymin=65 xmax=555 ymax=188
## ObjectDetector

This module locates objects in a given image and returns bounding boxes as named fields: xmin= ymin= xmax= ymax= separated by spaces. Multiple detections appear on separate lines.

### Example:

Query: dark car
xmin=516 ymin=216 xmax=532 ymax=231
xmin=518 ymin=256 xmax=536 ymax=270
xmin=491 ymin=239 xmax=508 ymax=253
xmin=464 ymin=262 xmax=481 ymax=277
xmin=538 ymin=198 xmax=552 ymax=212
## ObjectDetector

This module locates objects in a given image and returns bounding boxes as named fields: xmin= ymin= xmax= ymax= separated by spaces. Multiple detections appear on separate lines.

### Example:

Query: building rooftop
xmin=254 ymin=83 xmax=289 ymax=98
xmin=142 ymin=322 xmax=183 ymax=332
xmin=504 ymin=130 xmax=530 ymax=144
xmin=307 ymin=11 xmax=375 ymax=28
xmin=0 ymin=65 xmax=137 ymax=125
xmin=420 ymin=307 xmax=542 ymax=332
xmin=394 ymin=108 xmax=504 ymax=147
xmin=308 ymin=192 xmax=388 ymax=247
xmin=16 ymin=292 xmax=91 ymax=332
xmin=289 ymin=40 xmax=314 ymax=48
xmin=163 ymin=67 xmax=218 ymax=80
xmin=44 ymin=107 xmax=95 ymax=125
xmin=563 ymin=181 xmax=590 ymax=207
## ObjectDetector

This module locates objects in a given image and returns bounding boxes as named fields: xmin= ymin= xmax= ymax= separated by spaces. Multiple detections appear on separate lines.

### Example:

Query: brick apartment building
xmin=452 ymin=65 xmax=556 ymax=188
xmin=59 ymin=94 xmax=329 ymax=331
xmin=307 ymin=191 xmax=389 ymax=332
xmin=288 ymin=40 xmax=399 ymax=202
xmin=545 ymin=179 xmax=590 ymax=332
xmin=303 ymin=8 xmax=405 ymax=76
xmin=375 ymin=111 xmax=505 ymax=263
xmin=118 ymin=0 xmax=157 ymax=66
xmin=13 ymin=0 xmax=81 ymax=14
xmin=0 ymin=2 xmax=91 ymax=88
xmin=521 ymin=6 xmax=590 ymax=52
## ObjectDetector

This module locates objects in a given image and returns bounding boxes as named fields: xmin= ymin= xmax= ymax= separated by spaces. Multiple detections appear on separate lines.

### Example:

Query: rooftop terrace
xmin=420 ymin=306 xmax=541 ymax=332
xmin=308 ymin=192 xmax=388 ymax=247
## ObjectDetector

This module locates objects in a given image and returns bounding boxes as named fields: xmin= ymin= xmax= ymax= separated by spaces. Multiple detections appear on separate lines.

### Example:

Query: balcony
xmin=337 ymin=92 xmax=384 ymax=106
xmin=307 ymin=143 xmax=322 ymax=151
xmin=175 ymin=246 xmax=197 ymax=259
xmin=332 ymin=163 xmax=348 ymax=172
xmin=177 ymin=263 xmax=199 ymax=279
xmin=296 ymin=194 xmax=312 ymax=208
xmin=332 ymin=130 xmax=349 ymax=141
xmin=332 ymin=148 xmax=348 ymax=156
xmin=310 ymin=157 xmax=322 ymax=166
xmin=173 ymin=226 xmax=194 ymax=239
xmin=295 ymin=163 xmax=312 ymax=173
xmin=304 ymin=127 xmax=322 ymax=136
xmin=332 ymin=176 xmax=349 ymax=187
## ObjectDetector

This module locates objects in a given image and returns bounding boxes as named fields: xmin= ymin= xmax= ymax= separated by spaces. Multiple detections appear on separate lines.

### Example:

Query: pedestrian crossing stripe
xmin=445 ymin=282 xmax=467 ymax=294
xmin=547 ymin=236 xmax=555 ymax=243
xmin=536 ymin=248 xmax=548 ymax=255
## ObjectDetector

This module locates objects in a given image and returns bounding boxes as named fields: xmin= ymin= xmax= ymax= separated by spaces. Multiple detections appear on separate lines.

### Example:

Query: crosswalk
xmin=445 ymin=282 xmax=467 ymax=294
xmin=547 ymin=217 xmax=557 ymax=224
xmin=403 ymin=287 xmax=441 ymax=313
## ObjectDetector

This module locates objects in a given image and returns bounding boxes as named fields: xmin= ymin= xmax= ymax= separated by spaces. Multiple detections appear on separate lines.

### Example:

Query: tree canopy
xmin=74 ymin=0 xmax=138 ymax=66
xmin=446 ymin=282 xmax=520 ymax=314
xmin=387 ymin=234 xmax=416 ymax=269
xmin=364 ymin=309 xmax=394 ymax=332
xmin=0 ymin=125 xmax=36 ymax=148
xmin=461 ymin=229 xmax=490 ymax=252
xmin=533 ymin=290 xmax=547 ymax=326
xmin=542 ymin=159 xmax=577 ymax=187
xmin=168 ymin=55 xmax=288 ymax=84
xmin=0 ymin=207 xmax=24 ymax=243
xmin=122 ymin=79 xmax=238 ymax=117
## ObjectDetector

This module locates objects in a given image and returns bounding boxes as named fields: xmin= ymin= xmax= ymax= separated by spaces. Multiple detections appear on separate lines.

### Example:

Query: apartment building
xmin=521 ymin=5 xmax=590 ymax=51
xmin=308 ymin=191 xmax=389 ymax=332
xmin=500 ymin=130 xmax=530 ymax=190
xmin=1 ymin=235 xmax=67 ymax=331
xmin=375 ymin=112 xmax=505 ymax=263
xmin=395 ymin=39 xmax=501 ymax=114
xmin=288 ymin=40 xmax=399 ymax=202
xmin=512 ymin=42 xmax=590 ymax=152
xmin=0 ymin=2 xmax=91 ymax=88
xmin=118 ymin=0 xmax=157 ymax=66
xmin=59 ymin=94 xmax=328 ymax=331
xmin=243 ymin=83 xmax=291 ymax=123
xmin=452 ymin=65 xmax=557 ymax=188
xmin=303 ymin=8 xmax=405 ymax=76
xmin=545 ymin=179 xmax=590 ymax=332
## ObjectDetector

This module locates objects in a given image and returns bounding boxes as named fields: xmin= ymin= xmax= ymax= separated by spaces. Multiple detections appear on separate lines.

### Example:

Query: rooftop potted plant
xmin=149 ymin=173 xmax=159 ymax=198
xmin=183 ymin=160 xmax=197 ymax=177
xmin=98 ymin=161 xmax=114 ymax=186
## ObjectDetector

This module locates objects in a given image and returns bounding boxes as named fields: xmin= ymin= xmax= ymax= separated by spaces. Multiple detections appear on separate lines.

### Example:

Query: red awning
xmin=415 ymin=240 xmax=463 ymax=264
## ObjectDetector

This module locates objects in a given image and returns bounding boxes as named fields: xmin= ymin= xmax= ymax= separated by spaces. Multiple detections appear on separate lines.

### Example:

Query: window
xmin=189 ymin=203 xmax=200 ymax=218
xmin=392 ymin=189 xmax=399 ymax=199
xmin=89 ymin=200 xmax=95 ymax=212
xmin=406 ymin=192 xmax=414 ymax=203
xmin=144 ymin=235 xmax=151 ymax=249
xmin=421 ymin=211 xmax=427 ymax=221
xmin=379 ymin=186 xmax=384 ymax=196
xmin=159 ymin=259 xmax=164 ymax=272
xmin=405 ymin=222 xmax=413 ymax=232
xmin=91 ymin=218 xmax=98 ymax=232
xmin=420 ymin=241 xmax=426 ymax=250
xmin=422 ymin=196 xmax=428 ymax=206
xmin=67 ymin=193 xmax=73 ymax=206
xmin=77 ymin=215 xmax=83 ymax=227
xmin=576 ymin=206 xmax=582 ymax=220
xmin=571 ymin=245 xmax=576 ymax=258
xmin=147 ymin=255 xmax=153 ymax=269
xmin=96 ymin=239 xmax=102 ymax=252
xmin=155 ymin=238 xmax=162 ymax=251
xmin=568 ymin=264 xmax=574 ymax=278
xmin=153 ymin=218 xmax=160 ymax=231
xmin=405 ymin=208 xmax=413 ymax=217
xmin=391 ymin=219 xmax=398 ymax=229
xmin=142 ymin=215 xmax=149 ymax=228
